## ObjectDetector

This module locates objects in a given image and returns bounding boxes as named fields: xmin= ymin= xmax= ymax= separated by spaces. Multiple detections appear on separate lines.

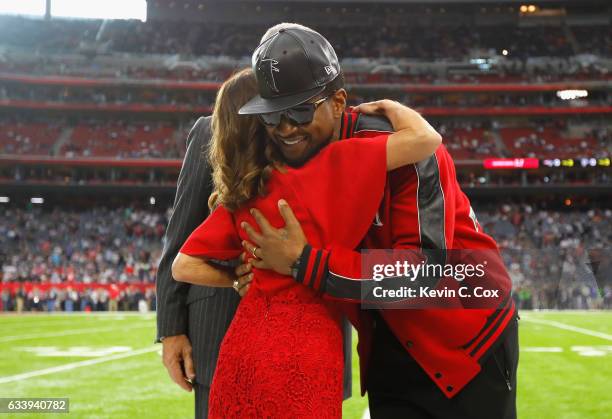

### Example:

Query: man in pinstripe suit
xmin=155 ymin=115 xmax=352 ymax=417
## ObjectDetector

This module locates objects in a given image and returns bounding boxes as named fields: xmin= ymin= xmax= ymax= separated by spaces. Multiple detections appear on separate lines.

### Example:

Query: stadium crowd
xmin=2 ymin=58 xmax=608 ymax=84
xmin=1 ymin=16 xmax=609 ymax=59
xmin=0 ymin=117 xmax=64 ymax=156
xmin=61 ymin=120 xmax=182 ymax=159
xmin=0 ymin=206 xmax=165 ymax=312
xmin=0 ymin=117 xmax=189 ymax=158
xmin=3 ymin=83 xmax=609 ymax=110
xmin=1 ymin=204 xmax=610 ymax=312
xmin=479 ymin=204 xmax=611 ymax=310
xmin=0 ymin=84 xmax=214 ymax=108
xmin=1 ymin=115 xmax=608 ymax=161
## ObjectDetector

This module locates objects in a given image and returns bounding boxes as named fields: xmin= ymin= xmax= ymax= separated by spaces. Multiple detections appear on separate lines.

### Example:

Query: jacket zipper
xmin=493 ymin=348 xmax=512 ymax=391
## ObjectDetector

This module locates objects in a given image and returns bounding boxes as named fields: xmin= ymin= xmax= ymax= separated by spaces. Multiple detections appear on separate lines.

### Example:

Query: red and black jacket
xmin=297 ymin=109 xmax=516 ymax=398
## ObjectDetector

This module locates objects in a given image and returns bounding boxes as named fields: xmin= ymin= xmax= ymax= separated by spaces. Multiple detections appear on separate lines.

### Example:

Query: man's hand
xmin=240 ymin=199 xmax=307 ymax=276
xmin=234 ymin=261 xmax=253 ymax=297
xmin=162 ymin=334 xmax=195 ymax=392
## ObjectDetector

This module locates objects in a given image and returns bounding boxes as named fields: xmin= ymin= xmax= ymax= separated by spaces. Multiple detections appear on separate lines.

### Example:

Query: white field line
xmin=0 ymin=313 xmax=154 ymax=327
xmin=0 ymin=346 xmax=158 ymax=384
xmin=0 ymin=313 xmax=155 ymax=324
xmin=362 ymin=408 xmax=370 ymax=419
xmin=0 ymin=324 xmax=152 ymax=343
xmin=520 ymin=310 xmax=610 ymax=314
xmin=522 ymin=347 xmax=564 ymax=352
xmin=1 ymin=317 xmax=150 ymax=330
xmin=1 ymin=319 xmax=122 ymax=329
xmin=521 ymin=317 xmax=612 ymax=342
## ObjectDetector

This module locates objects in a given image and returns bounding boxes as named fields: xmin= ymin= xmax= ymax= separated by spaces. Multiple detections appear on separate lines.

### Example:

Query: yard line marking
xmin=0 ymin=324 xmax=152 ymax=343
xmin=1 ymin=318 xmax=150 ymax=330
xmin=570 ymin=346 xmax=612 ymax=357
xmin=17 ymin=346 xmax=134 ymax=357
xmin=1 ymin=319 xmax=127 ymax=329
xmin=0 ymin=314 xmax=155 ymax=326
xmin=0 ymin=313 xmax=155 ymax=322
xmin=361 ymin=408 xmax=370 ymax=419
xmin=0 ymin=346 xmax=158 ymax=384
xmin=522 ymin=318 xmax=612 ymax=342
xmin=522 ymin=347 xmax=563 ymax=352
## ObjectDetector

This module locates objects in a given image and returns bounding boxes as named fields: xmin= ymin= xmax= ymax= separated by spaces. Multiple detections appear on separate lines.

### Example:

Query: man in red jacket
xmin=238 ymin=24 xmax=518 ymax=418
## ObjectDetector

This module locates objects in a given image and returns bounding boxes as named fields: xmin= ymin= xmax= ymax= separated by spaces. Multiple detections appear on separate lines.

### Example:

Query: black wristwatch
xmin=290 ymin=245 xmax=310 ymax=280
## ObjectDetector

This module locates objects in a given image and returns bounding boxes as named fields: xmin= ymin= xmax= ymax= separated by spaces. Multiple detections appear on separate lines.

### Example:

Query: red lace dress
xmin=180 ymin=135 xmax=389 ymax=418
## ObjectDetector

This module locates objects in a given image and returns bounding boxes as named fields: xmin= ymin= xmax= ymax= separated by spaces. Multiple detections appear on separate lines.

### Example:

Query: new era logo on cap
xmin=324 ymin=66 xmax=336 ymax=76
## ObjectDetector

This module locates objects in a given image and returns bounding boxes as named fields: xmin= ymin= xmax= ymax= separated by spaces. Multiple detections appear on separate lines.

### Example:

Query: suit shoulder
xmin=187 ymin=116 xmax=212 ymax=147
xmin=192 ymin=115 xmax=212 ymax=136
xmin=194 ymin=115 xmax=211 ymax=129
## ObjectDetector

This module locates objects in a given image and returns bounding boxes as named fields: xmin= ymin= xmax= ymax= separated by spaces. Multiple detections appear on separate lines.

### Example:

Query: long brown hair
xmin=207 ymin=68 xmax=279 ymax=211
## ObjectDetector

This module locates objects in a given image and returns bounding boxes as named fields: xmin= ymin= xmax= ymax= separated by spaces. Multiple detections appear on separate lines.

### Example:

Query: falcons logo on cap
xmin=258 ymin=57 xmax=280 ymax=93
xmin=256 ymin=32 xmax=281 ymax=94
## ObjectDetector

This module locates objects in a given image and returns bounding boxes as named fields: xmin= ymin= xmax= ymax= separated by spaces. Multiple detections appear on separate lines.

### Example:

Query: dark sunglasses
xmin=258 ymin=94 xmax=332 ymax=128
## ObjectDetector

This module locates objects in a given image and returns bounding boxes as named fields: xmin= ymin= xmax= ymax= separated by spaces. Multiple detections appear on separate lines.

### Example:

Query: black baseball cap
xmin=238 ymin=27 xmax=341 ymax=115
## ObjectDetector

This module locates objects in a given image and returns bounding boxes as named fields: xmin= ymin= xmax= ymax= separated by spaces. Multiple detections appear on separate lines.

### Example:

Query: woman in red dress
xmin=172 ymin=69 xmax=441 ymax=418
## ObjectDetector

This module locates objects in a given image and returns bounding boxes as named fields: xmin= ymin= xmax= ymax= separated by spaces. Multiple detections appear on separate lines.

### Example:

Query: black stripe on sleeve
xmin=346 ymin=112 xmax=354 ymax=137
xmin=317 ymin=253 xmax=330 ymax=294
xmin=339 ymin=112 xmax=347 ymax=139
xmin=294 ymin=245 xmax=313 ymax=285
xmin=307 ymin=249 xmax=323 ymax=289
xmin=415 ymin=155 xmax=447 ymax=251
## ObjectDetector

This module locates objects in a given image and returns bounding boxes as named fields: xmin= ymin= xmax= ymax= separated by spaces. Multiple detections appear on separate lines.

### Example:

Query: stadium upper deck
xmin=0 ymin=1 xmax=609 ymax=194
xmin=0 ymin=1 xmax=610 ymax=60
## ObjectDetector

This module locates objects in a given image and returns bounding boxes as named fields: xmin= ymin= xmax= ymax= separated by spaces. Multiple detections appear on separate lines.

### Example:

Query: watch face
xmin=291 ymin=260 xmax=300 ymax=279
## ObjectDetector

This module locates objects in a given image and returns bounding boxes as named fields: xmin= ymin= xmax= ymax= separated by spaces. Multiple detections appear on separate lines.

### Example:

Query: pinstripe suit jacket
xmin=155 ymin=116 xmax=351 ymax=395
xmin=155 ymin=116 xmax=241 ymax=386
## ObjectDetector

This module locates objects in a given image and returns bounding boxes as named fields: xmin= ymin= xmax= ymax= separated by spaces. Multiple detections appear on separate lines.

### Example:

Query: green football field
xmin=0 ymin=311 xmax=610 ymax=419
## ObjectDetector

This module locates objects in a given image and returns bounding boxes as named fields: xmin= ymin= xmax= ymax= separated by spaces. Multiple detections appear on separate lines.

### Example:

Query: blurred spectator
xmin=478 ymin=203 xmax=611 ymax=310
